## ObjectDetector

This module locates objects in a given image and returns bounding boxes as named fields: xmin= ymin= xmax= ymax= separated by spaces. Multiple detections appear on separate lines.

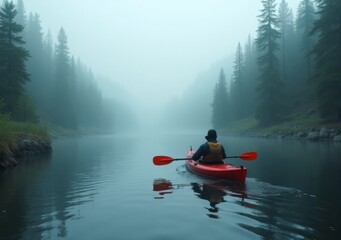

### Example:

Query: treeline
xmin=0 ymin=0 xmax=132 ymax=131
xmin=159 ymin=58 xmax=233 ymax=130
xmin=212 ymin=0 xmax=341 ymax=128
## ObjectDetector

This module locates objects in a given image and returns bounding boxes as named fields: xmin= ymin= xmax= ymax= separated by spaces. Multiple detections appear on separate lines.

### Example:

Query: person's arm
xmin=191 ymin=144 xmax=206 ymax=160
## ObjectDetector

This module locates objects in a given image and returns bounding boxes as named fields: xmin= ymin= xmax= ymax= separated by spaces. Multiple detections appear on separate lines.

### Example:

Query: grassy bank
xmin=0 ymin=114 xmax=49 ymax=159
xmin=222 ymin=113 xmax=341 ymax=136
xmin=0 ymin=114 xmax=111 ymax=169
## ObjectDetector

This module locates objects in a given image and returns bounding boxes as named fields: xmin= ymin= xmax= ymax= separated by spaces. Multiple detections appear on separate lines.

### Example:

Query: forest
xmin=161 ymin=0 xmax=340 ymax=132
xmin=1 ymin=0 xmax=340 ymax=136
xmin=0 ymin=0 xmax=134 ymax=133
xmin=210 ymin=0 xmax=341 ymax=129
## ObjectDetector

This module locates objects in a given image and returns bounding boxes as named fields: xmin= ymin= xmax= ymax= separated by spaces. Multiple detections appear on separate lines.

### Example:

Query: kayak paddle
xmin=153 ymin=151 xmax=258 ymax=166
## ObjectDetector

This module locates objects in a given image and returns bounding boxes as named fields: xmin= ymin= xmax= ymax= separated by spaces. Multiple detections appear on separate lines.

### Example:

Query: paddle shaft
xmin=153 ymin=151 xmax=257 ymax=166
xmin=171 ymin=156 xmax=240 ymax=161
xmin=171 ymin=158 xmax=191 ymax=161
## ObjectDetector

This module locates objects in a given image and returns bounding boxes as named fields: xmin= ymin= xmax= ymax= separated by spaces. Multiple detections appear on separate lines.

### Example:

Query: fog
xmin=23 ymin=0 xmax=299 ymax=131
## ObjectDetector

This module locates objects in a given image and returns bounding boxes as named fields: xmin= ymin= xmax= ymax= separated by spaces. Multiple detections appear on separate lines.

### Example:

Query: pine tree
xmin=297 ymin=0 xmax=316 ymax=80
xmin=243 ymin=35 xmax=258 ymax=115
xmin=73 ymin=61 xmax=102 ymax=127
xmin=311 ymin=0 xmax=341 ymax=121
xmin=211 ymin=68 xmax=229 ymax=129
xmin=255 ymin=0 xmax=286 ymax=126
xmin=40 ymin=29 xmax=55 ymax=118
xmin=285 ymin=8 xmax=302 ymax=93
xmin=52 ymin=27 xmax=77 ymax=128
xmin=43 ymin=29 xmax=54 ymax=60
xmin=25 ymin=13 xmax=45 ymax=111
xmin=230 ymin=42 xmax=245 ymax=119
xmin=0 ymin=1 xmax=30 ymax=115
xmin=278 ymin=0 xmax=291 ymax=82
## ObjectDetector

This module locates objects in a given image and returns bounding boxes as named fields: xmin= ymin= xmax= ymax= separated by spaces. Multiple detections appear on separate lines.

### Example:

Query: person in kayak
xmin=191 ymin=129 xmax=227 ymax=164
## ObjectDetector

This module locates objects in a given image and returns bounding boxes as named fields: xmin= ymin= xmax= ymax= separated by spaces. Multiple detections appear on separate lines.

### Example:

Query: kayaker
xmin=191 ymin=129 xmax=227 ymax=164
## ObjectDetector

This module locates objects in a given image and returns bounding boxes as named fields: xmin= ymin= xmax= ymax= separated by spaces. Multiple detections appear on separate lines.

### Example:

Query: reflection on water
xmin=153 ymin=178 xmax=174 ymax=199
xmin=152 ymin=177 xmax=338 ymax=239
xmin=153 ymin=178 xmax=190 ymax=199
xmin=0 ymin=136 xmax=125 ymax=240
xmin=0 ymin=134 xmax=340 ymax=239
xmin=0 ymin=154 xmax=52 ymax=240
xmin=153 ymin=178 xmax=247 ymax=219
xmin=191 ymin=182 xmax=226 ymax=219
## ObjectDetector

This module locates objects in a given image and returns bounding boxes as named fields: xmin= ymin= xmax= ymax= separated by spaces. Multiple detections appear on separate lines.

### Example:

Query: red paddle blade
xmin=240 ymin=152 xmax=258 ymax=161
xmin=153 ymin=156 xmax=174 ymax=166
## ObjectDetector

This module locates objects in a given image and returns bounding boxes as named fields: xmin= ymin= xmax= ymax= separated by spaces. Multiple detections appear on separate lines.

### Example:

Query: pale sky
xmin=23 ymin=0 xmax=300 ymax=106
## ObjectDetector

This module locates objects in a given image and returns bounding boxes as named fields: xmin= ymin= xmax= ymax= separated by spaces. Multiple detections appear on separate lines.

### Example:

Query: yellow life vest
xmin=202 ymin=142 xmax=223 ymax=163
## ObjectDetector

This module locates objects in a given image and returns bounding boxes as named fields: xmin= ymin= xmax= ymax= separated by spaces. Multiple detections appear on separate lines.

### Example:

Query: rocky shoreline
xmin=241 ymin=127 xmax=341 ymax=142
xmin=0 ymin=136 xmax=52 ymax=169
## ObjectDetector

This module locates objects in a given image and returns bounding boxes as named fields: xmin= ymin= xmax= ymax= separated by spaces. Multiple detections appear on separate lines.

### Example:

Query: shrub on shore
xmin=0 ymin=113 xmax=49 ymax=161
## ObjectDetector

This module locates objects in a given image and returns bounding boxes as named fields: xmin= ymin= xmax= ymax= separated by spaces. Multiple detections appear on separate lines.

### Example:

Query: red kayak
xmin=185 ymin=150 xmax=247 ymax=183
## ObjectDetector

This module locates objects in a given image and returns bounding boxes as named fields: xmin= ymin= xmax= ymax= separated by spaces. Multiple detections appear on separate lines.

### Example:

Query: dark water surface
xmin=0 ymin=133 xmax=340 ymax=239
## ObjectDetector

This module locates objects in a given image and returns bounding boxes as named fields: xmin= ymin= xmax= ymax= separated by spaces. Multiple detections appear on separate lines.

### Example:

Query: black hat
xmin=205 ymin=129 xmax=217 ymax=140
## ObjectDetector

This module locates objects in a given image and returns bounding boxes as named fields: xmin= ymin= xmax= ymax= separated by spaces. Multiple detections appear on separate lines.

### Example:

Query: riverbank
xmin=0 ymin=120 xmax=116 ymax=169
xmin=0 ymin=118 xmax=52 ymax=169
xmin=222 ymin=114 xmax=341 ymax=142
xmin=47 ymin=122 xmax=113 ymax=139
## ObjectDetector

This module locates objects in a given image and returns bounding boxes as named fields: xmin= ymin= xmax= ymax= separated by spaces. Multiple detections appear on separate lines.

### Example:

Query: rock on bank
xmin=0 ymin=136 xmax=52 ymax=169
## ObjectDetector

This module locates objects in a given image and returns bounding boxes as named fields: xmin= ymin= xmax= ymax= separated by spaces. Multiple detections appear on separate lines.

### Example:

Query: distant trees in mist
xmin=210 ymin=0 xmax=341 ymax=128
xmin=212 ymin=69 xmax=229 ymax=128
xmin=0 ymin=0 xmax=133 ymax=131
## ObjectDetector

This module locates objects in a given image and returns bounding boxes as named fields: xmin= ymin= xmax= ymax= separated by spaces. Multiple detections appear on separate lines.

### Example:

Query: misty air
xmin=1 ymin=0 xmax=340 ymax=239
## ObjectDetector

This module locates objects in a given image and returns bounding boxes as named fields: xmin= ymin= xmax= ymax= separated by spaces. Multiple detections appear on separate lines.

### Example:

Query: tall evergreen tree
xmin=74 ymin=60 xmax=103 ymax=127
xmin=311 ymin=0 xmax=341 ymax=121
xmin=243 ymin=35 xmax=258 ymax=115
xmin=211 ymin=68 xmax=229 ymax=129
xmin=42 ymin=29 xmax=54 ymax=110
xmin=52 ymin=27 xmax=77 ymax=128
xmin=278 ymin=0 xmax=291 ymax=82
xmin=0 ymin=0 xmax=30 ymax=115
xmin=285 ymin=8 xmax=302 ymax=92
xmin=25 ymin=13 xmax=45 ymax=111
xmin=230 ymin=42 xmax=245 ymax=119
xmin=255 ymin=0 xmax=286 ymax=125
xmin=297 ymin=0 xmax=316 ymax=80
xmin=43 ymin=29 xmax=54 ymax=60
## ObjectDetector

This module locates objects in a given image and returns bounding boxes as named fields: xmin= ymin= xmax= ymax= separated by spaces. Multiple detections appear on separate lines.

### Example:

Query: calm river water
xmin=0 ymin=133 xmax=340 ymax=239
